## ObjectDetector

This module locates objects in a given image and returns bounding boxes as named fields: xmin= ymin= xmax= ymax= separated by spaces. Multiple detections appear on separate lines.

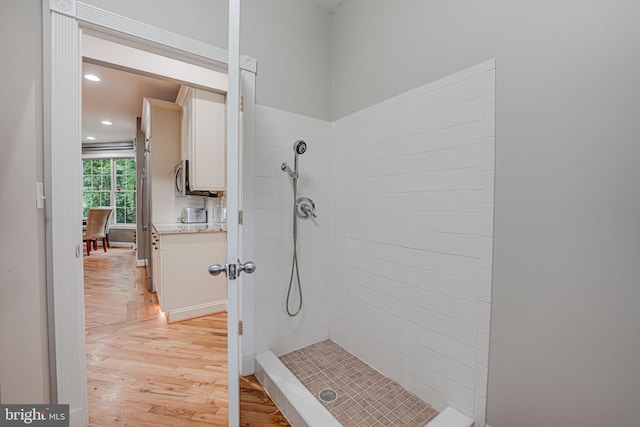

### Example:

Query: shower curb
xmin=425 ymin=406 xmax=474 ymax=427
xmin=255 ymin=351 xmax=340 ymax=427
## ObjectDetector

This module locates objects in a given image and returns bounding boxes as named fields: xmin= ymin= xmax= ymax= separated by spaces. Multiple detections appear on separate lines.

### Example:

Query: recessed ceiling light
xmin=86 ymin=136 xmax=96 ymax=140
xmin=84 ymin=74 xmax=101 ymax=82
xmin=101 ymin=120 xmax=113 ymax=126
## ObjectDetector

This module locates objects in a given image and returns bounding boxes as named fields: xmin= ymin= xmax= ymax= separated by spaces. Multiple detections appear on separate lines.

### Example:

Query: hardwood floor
xmin=84 ymin=247 xmax=158 ymax=328
xmin=84 ymin=248 xmax=290 ymax=426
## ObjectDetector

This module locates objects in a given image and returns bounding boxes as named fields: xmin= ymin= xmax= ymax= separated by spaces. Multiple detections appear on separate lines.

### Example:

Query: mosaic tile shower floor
xmin=279 ymin=340 xmax=438 ymax=427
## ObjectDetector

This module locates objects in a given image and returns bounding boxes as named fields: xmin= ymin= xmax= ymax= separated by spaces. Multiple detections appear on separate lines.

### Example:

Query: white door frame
xmin=43 ymin=1 xmax=256 ymax=425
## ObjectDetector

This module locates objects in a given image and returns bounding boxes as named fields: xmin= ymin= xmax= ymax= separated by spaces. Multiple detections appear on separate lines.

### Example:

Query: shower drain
xmin=318 ymin=388 xmax=338 ymax=403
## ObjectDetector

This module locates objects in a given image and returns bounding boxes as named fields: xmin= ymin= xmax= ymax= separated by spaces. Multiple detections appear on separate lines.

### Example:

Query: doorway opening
xmin=79 ymin=37 xmax=236 ymax=424
xmin=46 ymin=6 xmax=258 ymax=422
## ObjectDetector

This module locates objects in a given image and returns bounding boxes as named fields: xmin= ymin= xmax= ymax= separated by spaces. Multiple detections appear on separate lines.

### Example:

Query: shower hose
xmin=286 ymin=177 xmax=303 ymax=317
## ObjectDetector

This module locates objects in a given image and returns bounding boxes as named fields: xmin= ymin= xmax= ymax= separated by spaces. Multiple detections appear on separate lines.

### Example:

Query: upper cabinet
xmin=176 ymin=86 xmax=226 ymax=192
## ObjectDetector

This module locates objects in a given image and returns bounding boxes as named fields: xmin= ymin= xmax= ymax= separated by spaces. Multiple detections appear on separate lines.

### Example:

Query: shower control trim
xmin=296 ymin=197 xmax=317 ymax=219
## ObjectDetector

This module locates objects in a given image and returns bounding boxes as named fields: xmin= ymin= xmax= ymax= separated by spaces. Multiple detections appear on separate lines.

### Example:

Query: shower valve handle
xmin=301 ymin=204 xmax=316 ymax=218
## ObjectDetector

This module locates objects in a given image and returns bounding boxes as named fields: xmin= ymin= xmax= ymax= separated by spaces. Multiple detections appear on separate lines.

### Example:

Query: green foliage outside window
xmin=114 ymin=158 xmax=136 ymax=224
xmin=82 ymin=159 xmax=111 ymax=218
xmin=82 ymin=158 xmax=136 ymax=225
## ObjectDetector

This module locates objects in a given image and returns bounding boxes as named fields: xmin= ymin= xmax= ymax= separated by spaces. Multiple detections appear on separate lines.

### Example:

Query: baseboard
xmin=109 ymin=241 xmax=134 ymax=248
xmin=68 ymin=406 xmax=87 ymax=427
xmin=167 ymin=300 xmax=227 ymax=323
xmin=136 ymin=259 xmax=147 ymax=267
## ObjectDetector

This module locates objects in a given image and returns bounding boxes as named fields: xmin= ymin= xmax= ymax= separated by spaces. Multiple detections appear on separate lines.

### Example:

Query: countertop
xmin=153 ymin=222 xmax=226 ymax=235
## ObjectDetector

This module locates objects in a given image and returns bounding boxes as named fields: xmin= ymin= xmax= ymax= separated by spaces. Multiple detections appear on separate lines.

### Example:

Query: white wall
xmin=331 ymin=1 xmax=640 ymax=427
xmin=82 ymin=0 xmax=332 ymax=121
xmin=330 ymin=61 xmax=495 ymax=424
xmin=240 ymin=0 xmax=331 ymax=122
xmin=0 ymin=0 xmax=50 ymax=402
xmin=253 ymin=105 xmax=332 ymax=356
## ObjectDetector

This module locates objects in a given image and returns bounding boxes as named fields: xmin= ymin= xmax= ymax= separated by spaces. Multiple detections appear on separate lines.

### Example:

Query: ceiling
xmin=82 ymin=1 xmax=347 ymax=143
xmin=82 ymin=62 xmax=180 ymax=144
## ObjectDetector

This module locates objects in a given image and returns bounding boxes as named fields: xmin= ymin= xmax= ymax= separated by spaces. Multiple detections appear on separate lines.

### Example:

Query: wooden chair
xmin=83 ymin=207 xmax=113 ymax=255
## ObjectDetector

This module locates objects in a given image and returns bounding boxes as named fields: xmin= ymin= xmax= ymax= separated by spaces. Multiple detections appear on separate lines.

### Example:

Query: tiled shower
xmin=254 ymin=105 xmax=333 ymax=355
xmin=254 ymin=60 xmax=495 ymax=426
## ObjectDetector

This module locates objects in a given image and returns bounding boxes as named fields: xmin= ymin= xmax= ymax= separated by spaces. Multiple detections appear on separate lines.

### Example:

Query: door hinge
xmin=240 ymin=96 xmax=244 ymax=112
xmin=238 ymin=210 xmax=244 ymax=225
xmin=238 ymin=320 xmax=243 ymax=336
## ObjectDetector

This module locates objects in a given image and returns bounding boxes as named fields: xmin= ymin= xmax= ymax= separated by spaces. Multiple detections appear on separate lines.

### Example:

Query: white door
xmin=226 ymin=1 xmax=245 ymax=425
xmin=205 ymin=74 xmax=245 ymax=424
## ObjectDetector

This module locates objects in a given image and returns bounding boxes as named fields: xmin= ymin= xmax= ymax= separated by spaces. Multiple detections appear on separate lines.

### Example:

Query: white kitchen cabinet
xmin=152 ymin=228 xmax=227 ymax=323
xmin=141 ymin=98 xmax=183 ymax=223
xmin=176 ymin=86 xmax=226 ymax=192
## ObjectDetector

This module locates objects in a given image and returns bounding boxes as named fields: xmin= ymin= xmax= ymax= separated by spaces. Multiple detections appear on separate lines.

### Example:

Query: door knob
xmin=238 ymin=260 xmax=256 ymax=274
xmin=208 ymin=261 xmax=255 ymax=279
xmin=208 ymin=263 xmax=226 ymax=276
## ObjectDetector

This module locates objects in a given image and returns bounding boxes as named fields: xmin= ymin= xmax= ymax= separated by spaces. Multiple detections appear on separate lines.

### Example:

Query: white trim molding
xmin=50 ymin=0 xmax=76 ymax=17
xmin=77 ymin=2 xmax=226 ymax=66
xmin=75 ymin=2 xmax=256 ymax=73
xmin=45 ymin=6 xmax=88 ymax=425
xmin=240 ymin=55 xmax=257 ymax=73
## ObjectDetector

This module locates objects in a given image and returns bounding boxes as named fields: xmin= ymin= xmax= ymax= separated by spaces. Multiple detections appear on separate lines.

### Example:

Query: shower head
xmin=293 ymin=140 xmax=307 ymax=155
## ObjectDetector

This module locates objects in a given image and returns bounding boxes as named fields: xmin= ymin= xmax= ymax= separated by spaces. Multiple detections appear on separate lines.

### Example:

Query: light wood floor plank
xmin=84 ymin=248 xmax=289 ymax=426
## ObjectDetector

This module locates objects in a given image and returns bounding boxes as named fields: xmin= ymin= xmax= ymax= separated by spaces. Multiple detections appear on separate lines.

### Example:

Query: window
xmin=82 ymin=158 xmax=136 ymax=225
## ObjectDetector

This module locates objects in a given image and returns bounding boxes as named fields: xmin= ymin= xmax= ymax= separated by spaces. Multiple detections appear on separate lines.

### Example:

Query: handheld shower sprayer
xmin=280 ymin=139 xmax=316 ymax=317
xmin=281 ymin=140 xmax=306 ymax=180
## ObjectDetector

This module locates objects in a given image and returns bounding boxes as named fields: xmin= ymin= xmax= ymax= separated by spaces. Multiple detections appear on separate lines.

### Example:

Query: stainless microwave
xmin=174 ymin=160 xmax=218 ymax=198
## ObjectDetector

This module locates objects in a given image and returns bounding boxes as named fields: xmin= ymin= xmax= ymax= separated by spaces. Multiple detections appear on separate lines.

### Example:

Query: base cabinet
xmin=151 ymin=231 xmax=163 ymax=308
xmin=153 ymin=230 xmax=226 ymax=322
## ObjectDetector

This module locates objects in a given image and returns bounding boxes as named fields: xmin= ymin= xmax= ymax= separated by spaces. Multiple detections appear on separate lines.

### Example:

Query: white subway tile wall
xmin=254 ymin=105 xmax=333 ymax=357
xmin=330 ymin=60 xmax=495 ymax=426
xmin=252 ymin=60 xmax=495 ymax=427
